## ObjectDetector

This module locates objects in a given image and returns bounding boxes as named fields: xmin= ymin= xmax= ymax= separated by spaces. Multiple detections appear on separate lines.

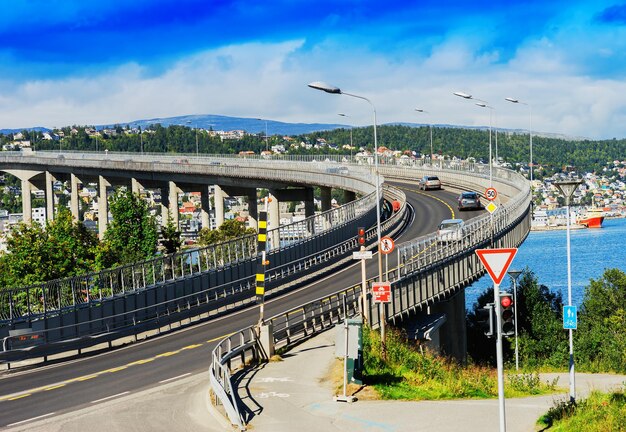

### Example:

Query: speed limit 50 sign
xmin=485 ymin=187 xmax=498 ymax=201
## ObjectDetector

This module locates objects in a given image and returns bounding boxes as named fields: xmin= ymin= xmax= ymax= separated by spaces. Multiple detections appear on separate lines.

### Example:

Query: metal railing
xmin=209 ymin=164 xmax=531 ymax=428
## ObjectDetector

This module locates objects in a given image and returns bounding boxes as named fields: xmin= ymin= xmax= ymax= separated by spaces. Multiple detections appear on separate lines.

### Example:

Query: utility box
xmin=335 ymin=317 xmax=363 ymax=385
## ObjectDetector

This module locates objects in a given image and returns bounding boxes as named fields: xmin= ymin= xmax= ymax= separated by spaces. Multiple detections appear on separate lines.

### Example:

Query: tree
xmin=0 ymin=208 xmax=98 ymax=287
xmin=197 ymin=219 xmax=255 ymax=246
xmin=576 ymin=269 xmax=626 ymax=373
xmin=160 ymin=214 xmax=183 ymax=254
xmin=97 ymin=189 xmax=158 ymax=268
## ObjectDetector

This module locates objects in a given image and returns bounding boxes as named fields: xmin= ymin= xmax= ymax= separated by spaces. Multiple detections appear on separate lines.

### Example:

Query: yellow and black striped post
xmin=256 ymin=210 xmax=268 ymax=307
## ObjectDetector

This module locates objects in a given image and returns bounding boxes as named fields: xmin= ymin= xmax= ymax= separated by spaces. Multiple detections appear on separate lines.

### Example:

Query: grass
xmin=537 ymin=389 xmax=626 ymax=431
xmin=360 ymin=326 xmax=559 ymax=400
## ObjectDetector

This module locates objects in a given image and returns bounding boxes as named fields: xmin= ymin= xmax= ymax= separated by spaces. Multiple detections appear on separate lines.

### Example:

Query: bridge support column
xmin=201 ymin=188 xmax=211 ymax=230
xmin=131 ymin=178 xmax=143 ymax=195
xmin=304 ymin=187 xmax=315 ymax=218
xmin=21 ymin=179 xmax=32 ymax=224
xmin=45 ymin=171 xmax=56 ymax=222
xmin=214 ymin=185 xmax=225 ymax=228
xmin=343 ymin=190 xmax=356 ymax=203
xmin=320 ymin=186 xmax=332 ymax=212
xmin=432 ymin=290 xmax=467 ymax=363
xmin=70 ymin=173 xmax=81 ymax=221
xmin=98 ymin=175 xmax=111 ymax=239
xmin=247 ymin=191 xmax=258 ymax=231
xmin=168 ymin=181 xmax=181 ymax=229
xmin=268 ymin=193 xmax=280 ymax=249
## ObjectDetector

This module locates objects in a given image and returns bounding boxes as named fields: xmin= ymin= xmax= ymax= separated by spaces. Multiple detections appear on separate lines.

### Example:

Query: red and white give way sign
xmin=380 ymin=236 xmax=395 ymax=254
xmin=372 ymin=282 xmax=391 ymax=303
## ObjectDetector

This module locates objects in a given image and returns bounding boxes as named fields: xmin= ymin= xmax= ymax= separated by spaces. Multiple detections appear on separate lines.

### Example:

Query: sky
xmin=2 ymin=0 xmax=626 ymax=139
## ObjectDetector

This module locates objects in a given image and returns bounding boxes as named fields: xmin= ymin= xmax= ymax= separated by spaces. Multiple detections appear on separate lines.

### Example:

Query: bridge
xmin=0 ymin=151 xmax=530 ymax=429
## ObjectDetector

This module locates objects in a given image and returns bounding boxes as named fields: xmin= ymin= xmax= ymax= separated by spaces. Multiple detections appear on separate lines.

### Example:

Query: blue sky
xmin=2 ymin=0 xmax=626 ymax=139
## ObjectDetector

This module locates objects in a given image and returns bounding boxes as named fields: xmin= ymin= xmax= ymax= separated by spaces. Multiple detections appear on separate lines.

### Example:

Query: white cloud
xmin=2 ymin=37 xmax=626 ymax=140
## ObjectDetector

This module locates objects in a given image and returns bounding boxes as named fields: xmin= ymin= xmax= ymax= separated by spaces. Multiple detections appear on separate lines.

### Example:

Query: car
xmin=437 ymin=219 xmax=465 ymax=242
xmin=457 ymin=191 xmax=482 ymax=211
xmin=418 ymin=175 xmax=442 ymax=190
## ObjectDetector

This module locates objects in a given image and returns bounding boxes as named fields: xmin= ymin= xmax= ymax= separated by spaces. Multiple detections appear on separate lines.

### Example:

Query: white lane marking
xmin=158 ymin=373 xmax=191 ymax=384
xmin=90 ymin=391 xmax=130 ymax=404
xmin=7 ymin=412 xmax=56 ymax=427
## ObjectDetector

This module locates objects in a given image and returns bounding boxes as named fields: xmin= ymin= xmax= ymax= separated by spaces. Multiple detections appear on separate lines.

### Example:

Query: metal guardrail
xmin=210 ymin=286 xmax=361 ymax=429
xmin=0 ymin=157 xmax=378 ymax=322
xmin=209 ymin=163 xmax=531 ymax=428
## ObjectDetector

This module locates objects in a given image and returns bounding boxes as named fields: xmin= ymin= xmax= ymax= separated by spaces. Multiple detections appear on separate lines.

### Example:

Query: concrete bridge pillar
xmin=320 ymin=186 xmax=332 ymax=212
xmin=45 ymin=171 xmax=56 ymax=222
xmin=131 ymin=178 xmax=143 ymax=195
xmin=247 ymin=190 xmax=258 ymax=231
xmin=21 ymin=179 xmax=32 ymax=224
xmin=344 ymin=190 xmax=356 ymax=203
xmin=201 ymin=187 xmax=211 ymax=230
xmin=268 ymin=193 xmax=280 ymax=249
xmin=214 ymin=185 xmax=225 ymax=228
xmin=168 ymin=181 xmax=181 ymax=229
xmin=70 ymin=173 xmax=81 ymax=221
xmin=304 ymin=187 xmax=315 ymax=218
xmin=98 ymin=175 xmax=111 ymax=239
xmin=431 ymin=289 xmax=467 ymax=363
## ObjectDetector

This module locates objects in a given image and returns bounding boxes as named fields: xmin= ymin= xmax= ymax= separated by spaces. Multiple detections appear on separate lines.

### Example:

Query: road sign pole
xmin=385 ymin=254 xmax=389 ymax=282
xmin=494 ymin=282 xmax=507 ymax=432
xmin=360 ymin=248 xmax=369 ymax=324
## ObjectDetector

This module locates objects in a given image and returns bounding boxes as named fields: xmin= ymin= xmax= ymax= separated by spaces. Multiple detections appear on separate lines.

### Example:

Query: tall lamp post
xmin=257 ymin=118 xmax=269 ymax=152
xmin=507 ymin=269 xmax=523 ymax=371
xmin=308 ymin=81 xmax=384 ymax=344
xmin=554 ymin=179 xmax=582 ymax=403
xmin=453 ymin=92 xmax=493 ymax=186
xmin=338 ymin=113 xmax=354 ymax=161
xmin=505 ymin=98 xmax=533 ymax=182
xmin=414 ymin=109 xmax=433 ymax=161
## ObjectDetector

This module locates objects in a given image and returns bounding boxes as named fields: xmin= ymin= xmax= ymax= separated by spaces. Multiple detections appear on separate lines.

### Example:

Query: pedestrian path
xmin=238 ymin=328 xmax=626 ymax=432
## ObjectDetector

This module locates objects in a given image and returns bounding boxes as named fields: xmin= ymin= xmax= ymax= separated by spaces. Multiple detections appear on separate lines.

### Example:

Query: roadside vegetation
xmin=538 ymin=389 xmax=626 ymax=431
xmin=360 ymin=326 xmax=558 ymax=400
xmin=467 ymin=268 xmax=626 ymax=374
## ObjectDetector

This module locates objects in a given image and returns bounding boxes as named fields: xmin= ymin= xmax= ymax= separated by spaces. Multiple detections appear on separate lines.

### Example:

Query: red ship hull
xmin=577 ymin=216 xmax=604 ymax=228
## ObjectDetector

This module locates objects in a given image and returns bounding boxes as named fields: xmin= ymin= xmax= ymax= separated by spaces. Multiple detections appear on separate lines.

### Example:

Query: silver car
xmin=437 ymin=219 xmax=465 ymax=242
xmin=457 ymin=191 xmax=482 ymax=211
xmin=418 ymin=175 xmax=442 ymax=190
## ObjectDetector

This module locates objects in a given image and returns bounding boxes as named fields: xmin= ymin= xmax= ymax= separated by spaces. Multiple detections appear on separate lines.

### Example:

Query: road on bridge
xmin=0 ymin=179 xmax=484 ymax=428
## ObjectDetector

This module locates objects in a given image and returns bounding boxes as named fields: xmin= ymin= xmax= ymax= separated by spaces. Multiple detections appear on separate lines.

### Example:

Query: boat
xmin=576 ymin=208 xmax=604 ymax=228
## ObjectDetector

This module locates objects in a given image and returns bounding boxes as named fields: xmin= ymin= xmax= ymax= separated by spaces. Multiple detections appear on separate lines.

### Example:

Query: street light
xmin=505 ymin=97 xmax=533 ymax=183
xmin=257 ymin=118 xmax=269 ymax=152
xmin=414 ymin=109 xmax=433 ymax=161
xmin=554 ymin=179 xmax=583 ymax=403
xmin=454 ymin=92 xmax=493 ymax=186
xmin=186 ymin=120 xmax=199 ymax=155
xmin=338 ymin=113 xmax=354 ymax=161
xmin=507 ymin=269 xmax=523 ymax=371
xmin=308 ymin=80 xmax=384 ymax=343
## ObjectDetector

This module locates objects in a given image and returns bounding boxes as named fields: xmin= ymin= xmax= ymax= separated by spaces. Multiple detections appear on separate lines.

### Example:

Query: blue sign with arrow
xmin=563 ymin=306 xmax=577 ymax=330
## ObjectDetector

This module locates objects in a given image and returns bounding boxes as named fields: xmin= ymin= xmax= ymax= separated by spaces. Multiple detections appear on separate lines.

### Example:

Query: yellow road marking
xmin=126 ymin=358 xmax=154 ymax=366
xmin=103 ymin=366 xmax=128 ymax=373
xmin=181 ymin=344 xmax=203 ymax=350
xmin=156 ymin=351 xmax=180 ymax=358
xmin=8 ymin=394 xmax=31 ymax=400
xmin=44 ymin=384 xmax=66 ymax=391
xmin=76 ymin=375 xmax=98 ymax=381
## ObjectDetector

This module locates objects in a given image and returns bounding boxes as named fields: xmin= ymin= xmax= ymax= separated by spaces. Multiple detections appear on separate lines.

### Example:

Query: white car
xmin=437 ymin=219 xmax=465 ymax=242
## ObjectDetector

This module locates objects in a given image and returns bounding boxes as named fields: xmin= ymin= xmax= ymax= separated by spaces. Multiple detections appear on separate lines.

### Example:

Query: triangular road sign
xmin=475 ymin=248 xmax=518 ymax=285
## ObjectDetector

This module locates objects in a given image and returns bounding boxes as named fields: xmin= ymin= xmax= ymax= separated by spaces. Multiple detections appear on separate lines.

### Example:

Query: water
xmin=465 ymin=218 xmax=626 ymax=310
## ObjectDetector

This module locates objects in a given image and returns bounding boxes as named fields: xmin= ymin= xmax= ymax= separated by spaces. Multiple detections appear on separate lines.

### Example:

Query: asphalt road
xmin=0 ymin=179 xmax=484 ymax=428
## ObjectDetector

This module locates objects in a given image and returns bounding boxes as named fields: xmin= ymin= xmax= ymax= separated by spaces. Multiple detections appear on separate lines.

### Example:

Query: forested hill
xmin=3 ymin=123 xmax=625 ymax=177
xmin=300 ymin=125 xmax=626 ymax=175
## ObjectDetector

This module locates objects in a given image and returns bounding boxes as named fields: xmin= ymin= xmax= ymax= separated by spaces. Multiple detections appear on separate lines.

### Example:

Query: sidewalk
xmin=238 ymin=328 xmax=626 ymax=432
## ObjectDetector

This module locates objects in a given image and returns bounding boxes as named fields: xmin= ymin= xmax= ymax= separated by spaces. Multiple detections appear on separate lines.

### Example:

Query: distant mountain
xmin=116 ymin=114 xmax=349 ymax=136
xmin=0 ymin=114 xmax=589 ymax=140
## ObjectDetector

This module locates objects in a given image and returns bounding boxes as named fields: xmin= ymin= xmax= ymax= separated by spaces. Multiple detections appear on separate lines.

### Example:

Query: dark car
xmin=418 ymin=175 xmax=442 ymax=190
xmin=457 ymin=191 xmax=481 ymax=210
